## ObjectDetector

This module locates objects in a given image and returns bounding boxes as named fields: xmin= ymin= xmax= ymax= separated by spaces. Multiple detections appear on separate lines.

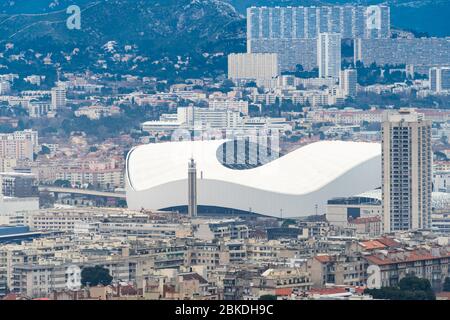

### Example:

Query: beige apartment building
xmin=0 ymin=130 xmax=38 ymax=161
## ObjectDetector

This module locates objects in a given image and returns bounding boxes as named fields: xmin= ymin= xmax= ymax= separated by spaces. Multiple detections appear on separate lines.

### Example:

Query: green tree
xmin=443 ymin=277 xmax=450 ymax=292
xmin=40 ymin=145 xmax=51 ymax=155
xmin=365 ymin=276 xmax=435 ymax=300
xmin=399 ymin=276 xmax=432 ymax=292
xmin=81 ymin=266 xmax=113 ymax=287
xmin=281 ymin=219 xmax=297 ymax=227
xmin=54 ymin=179 xmax=71 ymax=188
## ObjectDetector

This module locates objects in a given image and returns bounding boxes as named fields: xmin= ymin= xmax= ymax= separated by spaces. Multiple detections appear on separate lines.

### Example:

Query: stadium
xmin=126 ymin=140 xmax=381 ymax=218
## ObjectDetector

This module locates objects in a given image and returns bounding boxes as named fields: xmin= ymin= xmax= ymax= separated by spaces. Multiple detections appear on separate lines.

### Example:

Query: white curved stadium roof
xmin=126 ymin=140 xmax=382 ymax=218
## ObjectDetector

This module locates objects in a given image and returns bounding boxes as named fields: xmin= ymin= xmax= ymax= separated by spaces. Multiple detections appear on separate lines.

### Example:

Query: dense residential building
xmin=54 ymin=168 xmax=124 ymax=190
xmin=349 ymin=216 xmax=382 ymax=237
xmin=365 ymin=247 xmax=450 ymax=290
xmin=0 ymin=130 xmax=38 ymax=161
xmin=307 ymin=250 xmax=368 ymax=288
xmin=248 ymin=38 xmax=317 ymax=71
xmin=193 ymin=219 xmax=249 ymax=241
xmin=354 ymin=38 xmax=450 ymax=67
xmin=228 ymin=53 xmax=279 ymax=83
xmin=382 ymin=110 xmax=433 ymax=232
xmin=246 ymin=5 xmax=390 ymax=41
xmin=247 ymin=5 xmax=389 ymax=71
xmin=0 ymin=172 xmax=37 ymax=198
xmin=208 ymin=100 xmax=249 ymax=115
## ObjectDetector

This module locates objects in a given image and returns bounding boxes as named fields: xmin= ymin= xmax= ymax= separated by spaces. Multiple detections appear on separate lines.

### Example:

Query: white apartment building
xmin=340 ymin=69 xmax=358 ymax=97
xmin=51 ymin=85 xmax=66 ymax=110
xmin=318 ymin=33 xmax=341 ymax=79
xmin=208 ymin=100 xmax=249 ymax=115
xmin=228 ymin=53 xmax=279 ymax=82
xmin=295 ymin=77 xmax=337 ymax=89
xmin=74 ymin=105 xmax=121 ymax=120
xmin=55 ymin=168 xmax=124 ymax=190
xmin=22 ymin=208 xmax=139 ymax=232
xmin=177 ymin=106 xmax=242 ymax=129
xmin=382 ymin=110 xmax=433 ymax=232
xmin=28 ymin=101 xmax=53 ymax=118
xmin=429 ymin=67 xmax=450 ymax=93
xmin=308 ymin=108 xmax=384 ymax=124
xmin=96 ymin=222 xmax=191 ymax=239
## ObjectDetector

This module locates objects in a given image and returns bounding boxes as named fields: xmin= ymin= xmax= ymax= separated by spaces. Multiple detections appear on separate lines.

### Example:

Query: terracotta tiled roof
xmin=365 ymin=249 xmax=450 ymax=266
xmin=359 ymin=240 xmax=386 ymax=250
xmin=376 ymin=237 xmax=401 ymax=248
xmin=314 ymin=255 xmax=332 ymax=263
xmin=275 ymin=288 xmax=293 ymax=296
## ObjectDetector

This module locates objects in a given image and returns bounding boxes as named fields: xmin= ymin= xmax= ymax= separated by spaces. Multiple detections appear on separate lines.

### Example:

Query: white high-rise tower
xmin=318 ymin=33 xmax=341 ymax=80
xmin=51 ymin=84 xmax=67 ymax=110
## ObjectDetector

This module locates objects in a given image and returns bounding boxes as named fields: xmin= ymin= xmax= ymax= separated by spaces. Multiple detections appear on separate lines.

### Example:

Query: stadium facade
xmin=126 ymin=140 xmax=381 ymax=218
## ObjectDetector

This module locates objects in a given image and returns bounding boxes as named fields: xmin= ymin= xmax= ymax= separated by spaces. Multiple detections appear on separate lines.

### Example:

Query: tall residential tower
xmin=318 ymin=33 xmax=341 ymax=79
xmin=382 ymin=110 xmax=432 ymax=232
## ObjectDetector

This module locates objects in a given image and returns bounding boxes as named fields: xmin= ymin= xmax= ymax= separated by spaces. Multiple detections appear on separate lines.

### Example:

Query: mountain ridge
xmin=0 ymin=0 xmax=447 ymax=80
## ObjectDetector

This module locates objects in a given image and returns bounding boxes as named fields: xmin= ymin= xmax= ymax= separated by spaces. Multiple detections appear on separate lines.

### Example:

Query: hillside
xmin=0 ymin=0 xmax=447 ymax=80
xmin=0 ymin=0 xmax=246 ymax=79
